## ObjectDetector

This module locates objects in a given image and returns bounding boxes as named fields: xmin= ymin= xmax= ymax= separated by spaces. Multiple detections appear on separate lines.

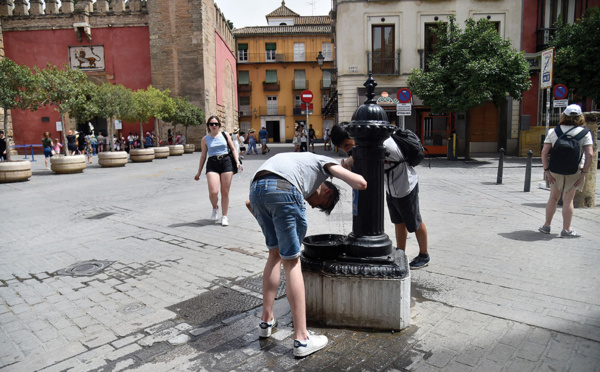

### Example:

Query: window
xmin=238 ymin=70 xmax=249 ymax=85
xmin=265 ymin=70 xmax=277 ymax=84
xmin=239 ymin=96 xmax=250 ymax=116
xmin=372 ymin=25 xmax=395 ymax=74
xmin=322 ymin=43 xmax=333 ymax=61
xmin=295 ymin=95 xmax=302 ymax=107
xmin=322 ymin=70 xmax=332 ymax=88
xmin=294 ymin=43 xmax=305 ymax=61
xmin=424 ymin=23 xmax=439 ymax=72
xmin=266 ymin=43 xmax=276 ymax=62
xmin=238 ymin=43 xmax=248 ymax=62
xmin=294 ymin=70 xmax=306 ymax=90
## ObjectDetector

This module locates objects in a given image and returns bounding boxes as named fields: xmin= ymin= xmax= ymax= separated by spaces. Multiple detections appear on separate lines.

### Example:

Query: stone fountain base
xmin=302 ymin=249 xmax=410 ymax=331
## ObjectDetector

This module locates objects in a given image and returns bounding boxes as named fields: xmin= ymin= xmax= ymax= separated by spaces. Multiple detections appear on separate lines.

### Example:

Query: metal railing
xmin=237 ymin=52 xmax=333 ymax=64
xmin=536 ymin=28 xmax=557 ymax=52
xmin=237 ymin=81 xmax=252 ymax=92
xmin=367 ymin=51 xmax=401 ymax=75
xmin=258 ymin=106 xmax=286 ymax=116
xmin=262 ymin=80 xmax=280 ymax=91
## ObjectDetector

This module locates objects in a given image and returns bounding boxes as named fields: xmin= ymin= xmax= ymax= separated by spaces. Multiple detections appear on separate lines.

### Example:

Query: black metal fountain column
xmin=301 ymin=75 xmax=411 ymax=331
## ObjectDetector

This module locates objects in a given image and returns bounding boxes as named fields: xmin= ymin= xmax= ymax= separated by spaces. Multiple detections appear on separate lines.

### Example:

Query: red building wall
xmin=3 ymin=26 xmax=152 ymax=150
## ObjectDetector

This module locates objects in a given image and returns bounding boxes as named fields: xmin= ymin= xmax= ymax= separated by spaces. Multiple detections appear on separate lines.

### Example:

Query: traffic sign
xmin=301 ymin=90 xmax=313 ymax=103
xmin=396 ymin=103 xmax=411 ymax=110
xmin=540 ymin=48 xmax=554 ymax=89
xmin=396 ymin=110 xmax=411 ymax=116
xmin=553 ymin=84 xmax=568 ymax=100
xmin=397 ymin=88 xmax=412 ymax=103
xmin=553 ymin=99 xmax=568 ymax=108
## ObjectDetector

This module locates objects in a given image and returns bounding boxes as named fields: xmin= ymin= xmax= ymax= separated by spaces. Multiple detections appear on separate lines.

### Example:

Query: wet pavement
xmin=0 ymin=144 xmax=599 ymax=371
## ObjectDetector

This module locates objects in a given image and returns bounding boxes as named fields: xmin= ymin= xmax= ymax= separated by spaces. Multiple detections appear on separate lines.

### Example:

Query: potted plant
xmin=0 ymin=57 xmax=36 ymax=183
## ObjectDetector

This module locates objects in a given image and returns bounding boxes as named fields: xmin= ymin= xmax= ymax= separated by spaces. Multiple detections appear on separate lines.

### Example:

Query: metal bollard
xmin=496 ymin=148 xmax=505 ymax=185
xmin=524 ymin=150 xmax=533 ymax=192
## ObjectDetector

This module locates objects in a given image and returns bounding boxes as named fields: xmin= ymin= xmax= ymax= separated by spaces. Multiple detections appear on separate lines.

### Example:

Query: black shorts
xmin=386 ymin=183 xmax=422 ymax=232
xmin=206 ymin=154 xmax=234 ymax=174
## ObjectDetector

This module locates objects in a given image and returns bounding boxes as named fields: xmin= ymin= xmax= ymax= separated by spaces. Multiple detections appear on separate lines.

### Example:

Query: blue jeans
xmin=249 ymin=176 xmax=307 ymax=260
xmin=248 ymin=141 xmax=258 ymax=154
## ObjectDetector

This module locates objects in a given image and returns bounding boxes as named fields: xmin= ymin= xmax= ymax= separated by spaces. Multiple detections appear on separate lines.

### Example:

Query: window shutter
xmin=238 ymin=71 xmax=249 ymax=85
xmin=265 ymin=43 xmax=276 ymax=50
xmin=265 ymin=70 xmax=277 ymax=83
xmin=238 ymin=43 xmax=248 ymax=50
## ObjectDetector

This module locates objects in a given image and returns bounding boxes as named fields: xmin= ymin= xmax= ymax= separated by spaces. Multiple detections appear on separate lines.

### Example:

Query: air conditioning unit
xmin=275 ymin=54 xmax=285 ymax=62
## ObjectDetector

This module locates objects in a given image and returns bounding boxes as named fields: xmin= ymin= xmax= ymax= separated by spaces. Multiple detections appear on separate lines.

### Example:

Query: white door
xmin=267 ymin=96 xmax=278 ymax=115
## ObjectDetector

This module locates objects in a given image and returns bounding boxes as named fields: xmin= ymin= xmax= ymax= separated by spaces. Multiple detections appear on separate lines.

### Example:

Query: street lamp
xmin=316 ymin=51 xmax=337 ymax=82
xmin=253 ymin=108 xmax=257 ymax=118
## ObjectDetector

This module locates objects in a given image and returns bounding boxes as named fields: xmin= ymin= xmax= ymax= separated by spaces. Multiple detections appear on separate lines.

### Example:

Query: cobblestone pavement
xmin=1 ymin=145 xmax=599 ymax=371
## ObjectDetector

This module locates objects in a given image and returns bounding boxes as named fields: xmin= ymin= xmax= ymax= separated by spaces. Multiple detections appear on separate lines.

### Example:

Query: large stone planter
xmin=168 ymin=144 xmax=184 ymax=156
xmin=184 ymin=144 xmax=195 ymax=154
xmin=153 ymin=147 xmax=170 ymax=159
xmin=98 ymin=151 xmax=128 ymax=167
xmin=50 ymin=155 xmax=86 ymax=174
xmin=129 ymin=148 xmax=155 ymax=162
xmin=0 ymin=160 xmax=32 ymax=183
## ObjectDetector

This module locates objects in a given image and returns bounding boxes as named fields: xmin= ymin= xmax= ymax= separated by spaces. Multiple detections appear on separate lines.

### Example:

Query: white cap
xmin=564 ymin=104 xmax=582 ymax=116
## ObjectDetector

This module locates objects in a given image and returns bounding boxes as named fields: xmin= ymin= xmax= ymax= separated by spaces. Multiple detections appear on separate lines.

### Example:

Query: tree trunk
xmin=574 ymin=119 xmax=598 ymax=208
xmin=155 ymin=118 xmax=161 ymax=146
xmin=139 ymin=120 xmax=145 ymax=148
xmin=61 ymin=113 xmax=69 ymax=156
xmin=465 ymin=109 xmax=471 ymax=160
xmin=108 ymin=117 xmax=114 ymax=152
xmin=3 ymin=107 xmax=10 ymax=161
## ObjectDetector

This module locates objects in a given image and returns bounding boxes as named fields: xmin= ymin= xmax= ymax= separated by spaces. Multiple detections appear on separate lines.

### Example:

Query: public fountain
xmin=301 ymin=74 xmax=411 ymax=331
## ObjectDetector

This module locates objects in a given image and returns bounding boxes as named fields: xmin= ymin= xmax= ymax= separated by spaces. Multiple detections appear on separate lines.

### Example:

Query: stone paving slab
xmin=0 ymin=146 xmax=599 ymax=371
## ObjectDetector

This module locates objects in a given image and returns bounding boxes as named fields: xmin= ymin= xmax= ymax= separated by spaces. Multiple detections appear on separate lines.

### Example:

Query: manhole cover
xmin=236 ymin=270 xmax=286 ymax=299
xmin=121 ymin=302 xmax=146 ymax=313
xmin=55 ymin=260 xmax=114 ymax=276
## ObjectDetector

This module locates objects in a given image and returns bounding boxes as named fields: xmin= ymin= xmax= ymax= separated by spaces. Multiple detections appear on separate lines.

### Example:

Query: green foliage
xmin=227 ymin=20 xmax=234 ymax=30
xmin=35 ymin=63 xmax=90 ymax=116
xmin=69 ymin=80 xmax=99 ymax=124
xmin=0 ymin=57 xmax=35 ymax=113
xmin=550 ymin=7 xmax=600 ymax=103
xmin=92 ymin=83 xmax=133 ymax=121
xmin=166 ymin=96 xmax=204 ymax=129
xmin=408 ymin=16 xmax=531 ymax=113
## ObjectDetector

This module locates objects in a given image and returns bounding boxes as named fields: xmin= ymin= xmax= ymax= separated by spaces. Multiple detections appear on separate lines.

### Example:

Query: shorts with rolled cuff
xmin=206 ymin=154 xmax=234 ymax=174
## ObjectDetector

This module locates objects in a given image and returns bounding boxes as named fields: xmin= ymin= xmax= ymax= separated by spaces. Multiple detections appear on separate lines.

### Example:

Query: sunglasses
xmin=208 ymin=122 xmax=220 ymax=127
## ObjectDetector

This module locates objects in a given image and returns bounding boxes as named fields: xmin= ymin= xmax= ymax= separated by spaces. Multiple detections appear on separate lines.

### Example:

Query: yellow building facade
xmin=234 ymin=2 xmax=334 ymax=142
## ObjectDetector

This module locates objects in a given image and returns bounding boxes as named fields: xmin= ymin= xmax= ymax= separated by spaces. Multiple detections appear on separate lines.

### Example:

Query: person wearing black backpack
xmin=330 ymin=124 xmax=430 ymax=269
xmin=539 ymin=104 xmax=594 ymax=238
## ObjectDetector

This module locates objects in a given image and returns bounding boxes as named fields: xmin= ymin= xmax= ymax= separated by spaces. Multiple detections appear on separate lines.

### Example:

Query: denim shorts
xmin=206 ymin=154 xmax=233 ymax=174
xmin=249 ymin=175 xmax=307 ymax=260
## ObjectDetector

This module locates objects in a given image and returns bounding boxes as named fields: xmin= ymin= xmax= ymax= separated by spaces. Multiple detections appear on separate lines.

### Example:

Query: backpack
xmin=388 ymin=129 xmax=426 ymax=168
xmin=549 ymin=126 xmax=589 ymax=175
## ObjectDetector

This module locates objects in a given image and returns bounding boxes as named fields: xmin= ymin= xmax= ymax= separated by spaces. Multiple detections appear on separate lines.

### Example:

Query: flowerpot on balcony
xmin=168 ymin=145 xmax=184 ymax=156
xmin=50 ymin=155 xmax=86 ymax=174
xmin=0 ymin=160 xmax=32 ymax=183
xmin=129 ymin=148 xmax=155 ymax=162
xmin=184 ymin=144 xmax=195 ymax=153
xmin=153 ymin=146 xmax=170 ymax=159
xmin=98 ymin=151 xmax=128 ymax=167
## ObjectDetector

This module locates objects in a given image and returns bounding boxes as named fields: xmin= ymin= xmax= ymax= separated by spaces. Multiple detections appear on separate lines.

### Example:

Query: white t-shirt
xmin=383 ymin=137 xmax=419 ymax=198
xmin=544 ymin=125 xmax=593 ymax=169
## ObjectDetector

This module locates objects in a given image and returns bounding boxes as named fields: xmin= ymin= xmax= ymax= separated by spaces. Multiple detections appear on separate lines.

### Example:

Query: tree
xmin=226 ymin=20 xmax=234 ymax=30
xmin=550 ymin=7 xmax=600 ymax=106
xmin=35 ymin=64 xmax=92 ymax=156
xmin=124 ymin=86 xmax=162 ymax=148
xmin=91 ymin=83 xmax=133 ymax=151
xmin=408 ymin=16 xmax=531 ymax=158
xmin=164 ymin=96 xmax=203 ymax=145
xmin=0 ymin=57 xmax=36 ymax=161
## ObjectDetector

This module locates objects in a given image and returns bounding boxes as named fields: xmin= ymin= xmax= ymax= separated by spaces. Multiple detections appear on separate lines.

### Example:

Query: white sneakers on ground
xmin=210 ymin=208 xmax=218 ymax=221
xmin=258 ymin=318 xmax=277 ymax=338
xmin=221 ymin=216 xmax=229 ymax=226
xmin=293 ymin=331 xmax=328 ymax=358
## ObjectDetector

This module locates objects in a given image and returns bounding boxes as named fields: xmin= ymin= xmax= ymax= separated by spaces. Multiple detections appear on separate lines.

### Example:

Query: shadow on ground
xmin=498 ymin=230 xmax=556 ymax=242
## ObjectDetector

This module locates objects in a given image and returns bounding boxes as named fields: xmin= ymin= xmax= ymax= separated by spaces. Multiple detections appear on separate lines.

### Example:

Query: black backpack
xmin=549 ymin=126 xmax=589 ymax=175
xmin=388 ymin=129 xmax=427 ymax=168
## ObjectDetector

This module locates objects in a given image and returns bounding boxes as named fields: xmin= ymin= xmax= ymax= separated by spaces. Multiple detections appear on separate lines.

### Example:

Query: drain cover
xmin=55 ymin=260 xmax=114 ymax=276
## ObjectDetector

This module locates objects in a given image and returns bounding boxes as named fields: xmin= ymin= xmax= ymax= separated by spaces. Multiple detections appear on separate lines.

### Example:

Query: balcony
xmin=236 ymin=51 xmax=332 ymax=64
xmin=292 ymin=80 xmax=309 ymax=91
xmin=258 ymin=106 xmax=286 ymax=116
xmin=367 ymin=51 xmax=401 ymax=75
xmin=320 ymin=79 xmax=332 ymax=90
xmin=263 ymin=80 xmax=280 ymax=91
xmin=237 ymin=82 xmax=252 ymax=92
xmin=536 ymin=28 xmax=557 ymax=52
xmin=238 ymin=105 xmax=251 ymax=117
xmin=418 ymin=50 xmax=434 ymax=71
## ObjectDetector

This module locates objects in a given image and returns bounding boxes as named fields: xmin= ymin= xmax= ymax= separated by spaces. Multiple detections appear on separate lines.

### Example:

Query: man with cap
xmin=539 ymin=104 xmax=594 ymax=238
xmin=259 ymin=126 xmax=270 ymax=154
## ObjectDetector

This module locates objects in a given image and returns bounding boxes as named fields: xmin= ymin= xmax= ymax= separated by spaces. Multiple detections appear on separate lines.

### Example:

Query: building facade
xmin=233 ymin=1 xmax=334 ymax=142
xmin=0 ymin=0 xmax=235 ymax=152
xmin=332 ymin=0 xmax=523 ymax=156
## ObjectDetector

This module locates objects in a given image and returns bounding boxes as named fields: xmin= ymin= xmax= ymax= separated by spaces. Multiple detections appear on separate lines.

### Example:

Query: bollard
xmin=496 ymin=148 xmax=505 ymax=185
xmin=524 ymin=150 xmax=533 ymax=192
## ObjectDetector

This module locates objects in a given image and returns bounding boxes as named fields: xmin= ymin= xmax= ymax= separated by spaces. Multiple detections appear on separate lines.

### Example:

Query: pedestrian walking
xmin=77 ymin=131 xmax=86 ymax=155
xmin=259 ymin=126 xmax=271 ymax=154
xmin=331 ymin=124 xmax=431 ymax=269
xmin=97 ymin=132 xmax=105 ymax=153
xmin=85 ymin=138 xmax=93 ymax=164
xmin=247 ymin=129 xmax=258 ymax=155
xmin=299 ymin=124 xmax=308 ymax=152
xmin=53 ymin=138 xmax=63 ymax=156
xmin=539 ymin=104 xmax=594 ymax=238
xmin=41 ymin=131 xmax=54 ymax=169
xmin=238 ymin=131 xmax=246 ymax=158
xmin=194 ymin=116 xmax=241 ymax=227
xmin=293 ymin=124 xmax=301 ymax=152
xmin=66 ymin=130 xmax=77 ymax=155
xmin=308 ymin=124 xmax=316 ymax=152
xmin=247 ymin=152 xmax=367 ymax=357
xmin=323 ymin=128 xmax=331 ymax=151
xmin=231 ymin=128 xmax=241 ymax=158
xmin=0 ymin=131 xmax=6 ymax=160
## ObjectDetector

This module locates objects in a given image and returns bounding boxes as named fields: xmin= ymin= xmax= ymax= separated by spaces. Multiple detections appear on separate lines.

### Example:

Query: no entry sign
xmin=553 ymin=84 xmax=568 ymax=100
xmin=397 ymin=88 xmax=412 ymax=103
xmin=301 ymin=90 xmax=313 ymax=103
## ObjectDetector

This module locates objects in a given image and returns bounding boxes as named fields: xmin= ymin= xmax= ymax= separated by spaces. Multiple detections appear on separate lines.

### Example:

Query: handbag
xmin=224 ymin=132 xmax=240 ymax=174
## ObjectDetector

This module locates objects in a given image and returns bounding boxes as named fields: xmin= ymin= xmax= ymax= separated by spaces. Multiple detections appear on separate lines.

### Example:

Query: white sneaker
xmin=258 ymin=318 xmax=277 ymax=338
xmin=221 ymin=216 xmax=229 ymax=226
xmin=210 ymin=208 xmax=218 ymax=221
xmin=293 ymin=332 xmax=328 ymax=357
